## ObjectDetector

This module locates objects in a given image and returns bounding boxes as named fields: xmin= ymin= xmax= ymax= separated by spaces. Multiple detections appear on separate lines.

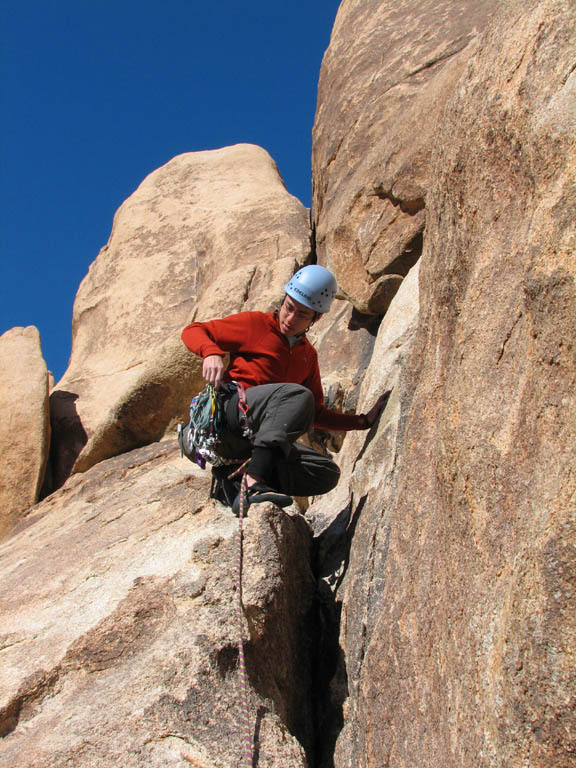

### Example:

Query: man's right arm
xmin=181 ymin=320 xmax=227 ymax=359
xmin=181 ymin=312 xmax=260 ymax=357
xmin=181 ymin=312 xmax=257 ymax=388
xmin=182 ymin=321 xmax=229 ymax=388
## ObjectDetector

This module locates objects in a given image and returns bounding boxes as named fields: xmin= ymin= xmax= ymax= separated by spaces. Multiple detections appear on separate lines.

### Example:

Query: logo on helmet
xmin=284 ymin=265 xmax=337 ymax=314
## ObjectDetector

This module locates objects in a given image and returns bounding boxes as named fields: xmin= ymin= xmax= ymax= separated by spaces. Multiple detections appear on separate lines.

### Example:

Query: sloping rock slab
xmin=0 ymin=442 xmax=315 ymax=767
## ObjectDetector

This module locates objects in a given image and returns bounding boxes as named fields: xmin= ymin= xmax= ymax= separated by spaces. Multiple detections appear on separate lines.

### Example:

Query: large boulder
xmin=320 ymin=0 xmax=576 ymax=765
xmin=0 ymin=326 xmax=50 ymax=537
xmin=312 ymin=0 xmax=499 ymax=314
xmin=0 ymin=442 xmax=316 ymax=767
xmin=49 ymin=144 xmax=311 ymax=489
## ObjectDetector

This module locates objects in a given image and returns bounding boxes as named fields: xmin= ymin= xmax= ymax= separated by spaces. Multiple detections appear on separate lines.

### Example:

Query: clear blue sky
xmin=0 ymin=1 xmax=340 ymax=383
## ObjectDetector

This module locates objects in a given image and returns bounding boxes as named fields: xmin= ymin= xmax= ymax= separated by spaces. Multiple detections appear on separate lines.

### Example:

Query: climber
xmin=181 ymin=264 xmax=389 ymax=515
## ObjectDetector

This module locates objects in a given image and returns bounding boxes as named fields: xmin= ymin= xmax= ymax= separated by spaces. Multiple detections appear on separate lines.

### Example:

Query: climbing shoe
xmin=232 ymin=483 xmax=292 ymax=517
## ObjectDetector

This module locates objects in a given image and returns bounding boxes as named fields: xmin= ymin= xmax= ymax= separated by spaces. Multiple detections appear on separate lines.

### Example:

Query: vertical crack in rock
xmin=309 ymin=497 xmax=368 ymax=768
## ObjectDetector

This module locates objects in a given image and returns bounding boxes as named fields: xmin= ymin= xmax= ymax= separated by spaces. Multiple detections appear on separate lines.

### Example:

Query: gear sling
xmin=178 ymin=382 xmax=253 ymax=505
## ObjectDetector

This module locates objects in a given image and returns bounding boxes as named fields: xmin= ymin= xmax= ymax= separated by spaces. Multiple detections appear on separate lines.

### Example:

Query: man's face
xmin=279 ymin=295 xmax=316 ymax=336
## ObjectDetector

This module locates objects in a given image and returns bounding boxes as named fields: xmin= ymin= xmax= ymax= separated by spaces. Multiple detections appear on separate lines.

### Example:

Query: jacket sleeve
xmin=181 ymin=312 xmax=254 ymax=358
xmin=303 ymin=351 xmax=367 ymax=432
xmin=314 ymin=404 xmax=368 ymax=432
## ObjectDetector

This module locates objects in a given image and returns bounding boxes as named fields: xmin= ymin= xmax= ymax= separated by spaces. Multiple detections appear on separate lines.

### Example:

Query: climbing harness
xmin=235 ymin=382 xmax=254 ymax=440
xmin=227 ymin=460 xmax=254 ymax=768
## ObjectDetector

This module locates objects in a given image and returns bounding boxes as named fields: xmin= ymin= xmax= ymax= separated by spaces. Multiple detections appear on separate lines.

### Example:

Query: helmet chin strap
xmin=304 ymin=313 xmax=320 ymax=334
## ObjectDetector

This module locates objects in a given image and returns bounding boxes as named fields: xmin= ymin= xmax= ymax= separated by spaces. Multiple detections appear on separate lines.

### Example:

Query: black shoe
xmin=232 ymin=482 xmax=292 ymax=517
xmin=209 ymin=469 xmax=240 ymax=507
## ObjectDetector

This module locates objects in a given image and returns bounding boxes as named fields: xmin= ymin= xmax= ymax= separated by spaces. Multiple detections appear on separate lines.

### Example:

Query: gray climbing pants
xmin=218 ymin=383 xmax=341 ymax=497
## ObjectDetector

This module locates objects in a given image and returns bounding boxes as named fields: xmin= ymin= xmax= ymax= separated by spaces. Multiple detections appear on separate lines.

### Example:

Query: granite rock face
xmin=318 ymin=1 xmax=576 ymax=765
xmin=312 ymin=0 xmax=499 ymax=314
xmin=304 ymin=264 xmax=420 ymax=767
xmin=49 ymin=144 xmax=311 ymax=489
xmin=0 ymin=327 xmax=50 ymax=537
xmin=0 ymin=442 xmax=315 ymax=768
xmin=3 ymin=0 xmax=575 ymax=765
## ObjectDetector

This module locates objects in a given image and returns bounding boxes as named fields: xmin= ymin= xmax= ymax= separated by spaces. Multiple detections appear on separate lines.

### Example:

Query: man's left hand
xmin=363 ymin=390 xmax=392 ymax=427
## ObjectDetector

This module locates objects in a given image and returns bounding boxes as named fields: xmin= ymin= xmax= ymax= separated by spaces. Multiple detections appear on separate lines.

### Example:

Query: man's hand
xmin=202 ymin=355 xmax=225 ymax=389
xmin=363 ymin=390 xmax=392 ymax=427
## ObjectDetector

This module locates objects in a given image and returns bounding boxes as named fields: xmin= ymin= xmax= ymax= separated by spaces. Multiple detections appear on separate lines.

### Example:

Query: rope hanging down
xmin=227 ymin=461 xmax=254 ymax=768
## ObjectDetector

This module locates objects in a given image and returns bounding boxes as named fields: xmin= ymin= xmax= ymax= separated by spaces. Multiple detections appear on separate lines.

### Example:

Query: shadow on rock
xmin=312 ymin=495 xmax=367 ymax=768
xmin=41 ymin=390 xmax=87 ymax=497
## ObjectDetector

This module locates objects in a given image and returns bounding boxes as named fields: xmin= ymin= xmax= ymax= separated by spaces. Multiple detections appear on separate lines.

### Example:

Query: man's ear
xmin=305 ymin=312 xmax=322 ymax=333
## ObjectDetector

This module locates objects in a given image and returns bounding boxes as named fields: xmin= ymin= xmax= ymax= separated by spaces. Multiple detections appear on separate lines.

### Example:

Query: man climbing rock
xmin=181 ymin=265 xmax=389 ymax=514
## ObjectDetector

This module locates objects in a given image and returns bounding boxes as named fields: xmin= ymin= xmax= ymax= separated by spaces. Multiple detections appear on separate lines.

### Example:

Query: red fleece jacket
xmin=181 ymin=311 xmax=366 ymax=432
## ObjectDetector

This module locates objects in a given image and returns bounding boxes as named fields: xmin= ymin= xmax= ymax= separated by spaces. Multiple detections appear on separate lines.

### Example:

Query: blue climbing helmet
xmin=284 ymin=265 xmax=338 ymax=314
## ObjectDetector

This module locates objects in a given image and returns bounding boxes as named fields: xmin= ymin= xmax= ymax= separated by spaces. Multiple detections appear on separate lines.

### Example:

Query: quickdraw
xmin=179 ymin=387 xmax=255 ymax=765
xmin=236 ymin=382 xmax=254 ymax=440
xmin=177 ymin=384 xmax=224 ymax=468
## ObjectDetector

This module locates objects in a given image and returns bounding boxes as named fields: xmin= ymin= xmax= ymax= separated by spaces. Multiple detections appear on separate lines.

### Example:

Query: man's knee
xmin=286 ymin=384 xmax=314 ymax=420
xmin=310 ymin=455 xmax=340 ymax=495
xmin=274 ymin=447 xmax=341 ymax=496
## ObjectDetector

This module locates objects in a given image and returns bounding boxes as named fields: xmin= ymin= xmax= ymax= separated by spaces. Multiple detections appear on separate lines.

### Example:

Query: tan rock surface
xmin=0 ymin=327 xmax=50 ymax=537
xmin=312 ymin=0 xmax=499 ymax=313
xmin=321 ymin=1 xmax=576 ymax=765
xmin=308 ymin=262 xmax=420 ymax=533
xmin=0 ymin=441 xmax=315 ymax=767
xmin=306 ymin=298 xmax=382 ymax=454
xmin=4 ymin=1 xmax=575 ymax=765
xmin=49 ymin=144 xmax=311 ymax=488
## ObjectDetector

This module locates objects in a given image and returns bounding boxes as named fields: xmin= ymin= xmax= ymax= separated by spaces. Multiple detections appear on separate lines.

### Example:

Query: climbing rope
xmin=227 ymin=461 xmax=253 ymax=768
xmin=181 ymin=383 xmax=255 ymax=765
